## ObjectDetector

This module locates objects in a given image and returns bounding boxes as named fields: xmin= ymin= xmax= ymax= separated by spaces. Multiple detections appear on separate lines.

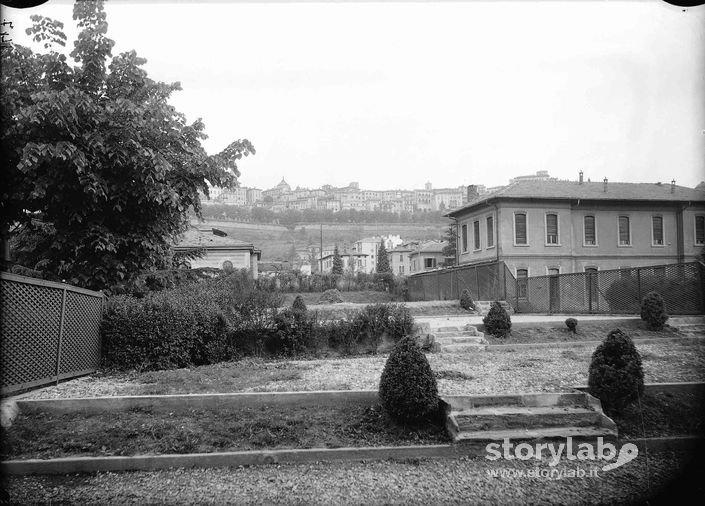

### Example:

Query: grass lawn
xmin=484 ymin=319 xmax=684 ymax=345
xmin=1 ymin=403 xmax=448 ymax=460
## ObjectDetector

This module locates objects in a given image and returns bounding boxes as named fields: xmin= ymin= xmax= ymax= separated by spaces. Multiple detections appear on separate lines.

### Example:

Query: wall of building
xmin=456 ymin=199 xmax=705 ymax=276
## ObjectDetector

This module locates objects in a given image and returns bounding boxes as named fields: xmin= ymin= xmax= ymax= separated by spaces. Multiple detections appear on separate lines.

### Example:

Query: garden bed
xmin=3 ymin=387 xmax=703 ymax=462
xmin=611 ymin=389 xmax=705 ymax=438
xmin=0 ymin=403 xmax=448 ymax=461
xmin=483 ymin=320 xmax=684 ymax=345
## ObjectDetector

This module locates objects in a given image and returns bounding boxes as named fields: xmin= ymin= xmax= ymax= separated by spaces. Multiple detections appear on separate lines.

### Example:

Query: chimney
xmin=467 ymin=184 xmax=479 ymax=202
xmin=671 ymin=179 xmax=676 ymax=193
xmin=579 ymin=170 xmax=584 ymax=184
xmin=603 ymin=177 xmax=608 ymax=192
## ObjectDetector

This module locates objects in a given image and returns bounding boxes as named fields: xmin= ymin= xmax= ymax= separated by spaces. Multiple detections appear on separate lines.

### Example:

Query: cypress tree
xmin=332 ymin=245 xmax=344 ymax=275
xmin=377 ymin=238 xmax=391 ymax=273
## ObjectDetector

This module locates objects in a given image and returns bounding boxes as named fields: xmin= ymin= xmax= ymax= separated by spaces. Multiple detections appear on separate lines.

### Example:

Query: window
xmin=399 ymin=254 xmax=403 ymax=262
xmin=618 ymin=216 xmax=631 ymax=245
xmin=696 ymin=216 xmax=705 ymax=245
xmin=461 ymin=224 xmax=468 ymax=253
xmin=546 ymin=214 xmax=558 ymax=244
xmin=424 ymin=258 xmax=436 ymax=269
xmin=473 ymin=220 xmax=481 ymax=250
xmin=517 ymin=269 xmax=528 ymax=299
xmin=486 ymin=216 xmax=494 ymax=247
xmin=398 ymin=265 xmax=404 ymax=274
xmin=584 ymin=216 xmax=596 ymax=245
xmin=514 ymin=213 xmax=527 ymax=245
xmin=652 ymin=216 xmax=664 ymax=246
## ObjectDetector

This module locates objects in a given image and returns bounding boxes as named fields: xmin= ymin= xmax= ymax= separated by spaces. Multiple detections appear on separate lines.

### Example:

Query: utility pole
xmin=320 ymin=223 xmax=323 ymax=273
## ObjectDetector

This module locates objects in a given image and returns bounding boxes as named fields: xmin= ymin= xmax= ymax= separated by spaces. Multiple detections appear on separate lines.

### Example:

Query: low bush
xmin=460 ymin=289 xmax=474 ymax=311
xmin=588 ymin=329 xmax=644 ymax=415
xmin=326 ymin=303 xmax=414 ymax=354
xmin=565 ymin=318 xmax=578 ymax=334
xmin=318 ymin=289 xmax=344 ymax=304
xmin=379 ymin=336 xmax=439 ymax=423
xmin=640 ymin=291 xmax=668 ymax=330
xmin=483 ymin=301 xmax=512 ymax=338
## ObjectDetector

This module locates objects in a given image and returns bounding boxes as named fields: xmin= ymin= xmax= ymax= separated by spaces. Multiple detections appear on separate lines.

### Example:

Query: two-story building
xmin=444 ymin=176 xmax=705 ymax=280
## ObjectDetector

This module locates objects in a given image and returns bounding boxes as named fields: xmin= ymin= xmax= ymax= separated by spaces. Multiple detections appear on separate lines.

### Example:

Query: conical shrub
xmin=292 ymin=295 xmax=307 ymax=313
xmin=640 ymin=291 xmax=668 ymax=331
xmin=379 ymin=336 xmax=439 ymax=423
xmin=483 ymin=301 xmax=511 ymax=338
xmin=588 ymin=329 xmax=644 ymax=415
xmin=460 ymin=289 xmax=474 ymax=311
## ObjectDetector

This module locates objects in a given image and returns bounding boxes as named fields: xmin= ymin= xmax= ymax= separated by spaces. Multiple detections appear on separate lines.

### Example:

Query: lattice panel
xmin=59 ymin=291 xmax=102 ymax=375
xmin=1 ymin=280 xmax=62 ymax=389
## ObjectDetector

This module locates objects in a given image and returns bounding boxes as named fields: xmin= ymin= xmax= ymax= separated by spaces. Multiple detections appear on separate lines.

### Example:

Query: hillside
xmin=190 ymin=218 xmax=450 ymax=261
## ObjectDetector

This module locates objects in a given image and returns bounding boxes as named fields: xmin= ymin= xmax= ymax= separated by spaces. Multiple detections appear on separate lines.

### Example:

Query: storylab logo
xmin=486 ymin=437 xmax=639 ymax=472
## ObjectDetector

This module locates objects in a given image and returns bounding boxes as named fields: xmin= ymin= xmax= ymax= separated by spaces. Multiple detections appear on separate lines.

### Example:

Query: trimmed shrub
xmin=483 ymin=301 xmax=512 ymax=338
xmin=588 ymin=329 xmax=645 ymax=415
xmin=460 ymin=289 xmax=474 ymax=311
xmin=379 ymin=336 xmax=439 ymax=423
xmin=292 ymin=295 xmax=307 ymax=313
xmin=101 ymin=293 xmax=229 ymax=371
xmin=640 ymin=291 xmax=668 ymax=331
xmin=565 ymin=318 xmax=578 ymax=334
xmin=318 ymin=289 xmax=344 ymax=304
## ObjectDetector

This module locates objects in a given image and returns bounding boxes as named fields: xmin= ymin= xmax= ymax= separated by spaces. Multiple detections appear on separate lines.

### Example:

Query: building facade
xmin=445 ymin=178 xmax=705 ymax=279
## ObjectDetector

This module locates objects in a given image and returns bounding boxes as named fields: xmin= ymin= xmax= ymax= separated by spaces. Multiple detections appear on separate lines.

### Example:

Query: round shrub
xmin=640 ymin=291 xmax=668 ymax=331
xmin=565 ymin=317 xmax=578 ymax=334
xmin=379 ymin=336 xmax=439 ymax=423
xmin=318 ymin=289 xmax=343 ymax=304
xmin=588 ymin=329 xmax=644 ymax=415
xmin=483 ymin=301 xmax=512 ymax=338
xmin=460 ymin=289 xmax=474 ymax=311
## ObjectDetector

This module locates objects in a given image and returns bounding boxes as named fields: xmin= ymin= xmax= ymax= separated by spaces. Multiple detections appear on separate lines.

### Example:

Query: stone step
xmin=454 ymin=406 xmax=601 ymax=432
xmin=451 ymin=425 xmax=618 ymax=443
xmin=444 ymin=392 xmax=597 ymax=410
xmin=435 ymin=328 xmax=482 ymax=337
xmin=436 ymin=336 xmax=486 ymax=345
xmin=675 ymin=324 xmax=705 ymax=334
xmin=440 ymin=343 xmax=488 ymax=353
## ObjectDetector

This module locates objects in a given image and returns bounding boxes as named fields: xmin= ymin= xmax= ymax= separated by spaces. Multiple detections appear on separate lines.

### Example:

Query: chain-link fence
xmin=407 ymin=261 xmax=510 ymax=302
xmin=1 ymin=272 xmax=104 ymax=395
xmin=407 ymin=261 xmax=704 ymax=315
xmin=513 ymin=262 xmax=704 ymax=315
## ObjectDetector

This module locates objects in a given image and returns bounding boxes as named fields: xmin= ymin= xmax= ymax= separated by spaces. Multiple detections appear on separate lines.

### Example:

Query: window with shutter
xmin=473 ymin=220 xmax=480 ymax=250
xmin=652 ymin=216 xmax=663 ymax=245
xmin=618 ymin=216 xmax=630 ymax=245
xmin=584 ymin=216 xmax=596 ymax=245
xmin=696 ymin=216 xmax=705 ymax=245
xmin=515 ymin=213 xmax=527 ymax=245
xmin=546 ymin=214 xmax=558 ymax=244
xmin=486 ymin=216 xmax=494 ymax=247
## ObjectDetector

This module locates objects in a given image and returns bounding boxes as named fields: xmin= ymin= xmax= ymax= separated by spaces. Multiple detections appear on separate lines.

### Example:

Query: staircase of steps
xmin=670 ymin=317 xmax=705 ymax=336
xmin=443 ymin=392 xmax=618 ymax=443
xmin=474 ymin=300 xmax=514 ymax=316
xmin=435 ymin=325 xmax=487 ymax=352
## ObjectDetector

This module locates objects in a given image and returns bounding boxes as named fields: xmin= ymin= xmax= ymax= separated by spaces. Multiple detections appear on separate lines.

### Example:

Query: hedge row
xmin=101 ymin=272 xmax=414 ymax=371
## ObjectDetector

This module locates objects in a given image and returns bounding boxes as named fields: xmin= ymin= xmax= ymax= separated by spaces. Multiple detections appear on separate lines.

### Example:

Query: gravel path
xmin=15 ymin=340 xmax=705 ymax=400
xmin=4 ymin=453 xmax=702 ymax=505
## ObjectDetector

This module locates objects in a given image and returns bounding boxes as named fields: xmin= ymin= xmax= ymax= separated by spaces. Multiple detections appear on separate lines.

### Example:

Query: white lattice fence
xmin=0 ymin=272 xmax=104 ymax=395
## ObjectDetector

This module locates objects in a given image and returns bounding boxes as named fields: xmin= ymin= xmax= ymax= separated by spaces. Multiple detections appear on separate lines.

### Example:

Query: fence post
xmin=474 ymin=267 xmax=480 ymax=301
xmin=55 ymin=288 xmax=67 ymax=385
xmin=515 ymin=278 xmax=520 ymax=313
xmin=588 ymin=273 xmax=593 ymax=313
xmin=636 ymin=268 xmax=642 ymax=305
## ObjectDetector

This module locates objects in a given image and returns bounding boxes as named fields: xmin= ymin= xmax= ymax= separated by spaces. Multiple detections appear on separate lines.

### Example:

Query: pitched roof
xmin=447 ymin=180 xmax=705 ymax=217
xmin=410 ymin=241 xmax=447 ymax=254
xmin=175 ymin=228 xmax=259 ymax=251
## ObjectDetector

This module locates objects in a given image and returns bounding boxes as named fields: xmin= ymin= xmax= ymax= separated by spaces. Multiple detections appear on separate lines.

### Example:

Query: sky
xmin=3 ymin=0 xmax=705 ymax=192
